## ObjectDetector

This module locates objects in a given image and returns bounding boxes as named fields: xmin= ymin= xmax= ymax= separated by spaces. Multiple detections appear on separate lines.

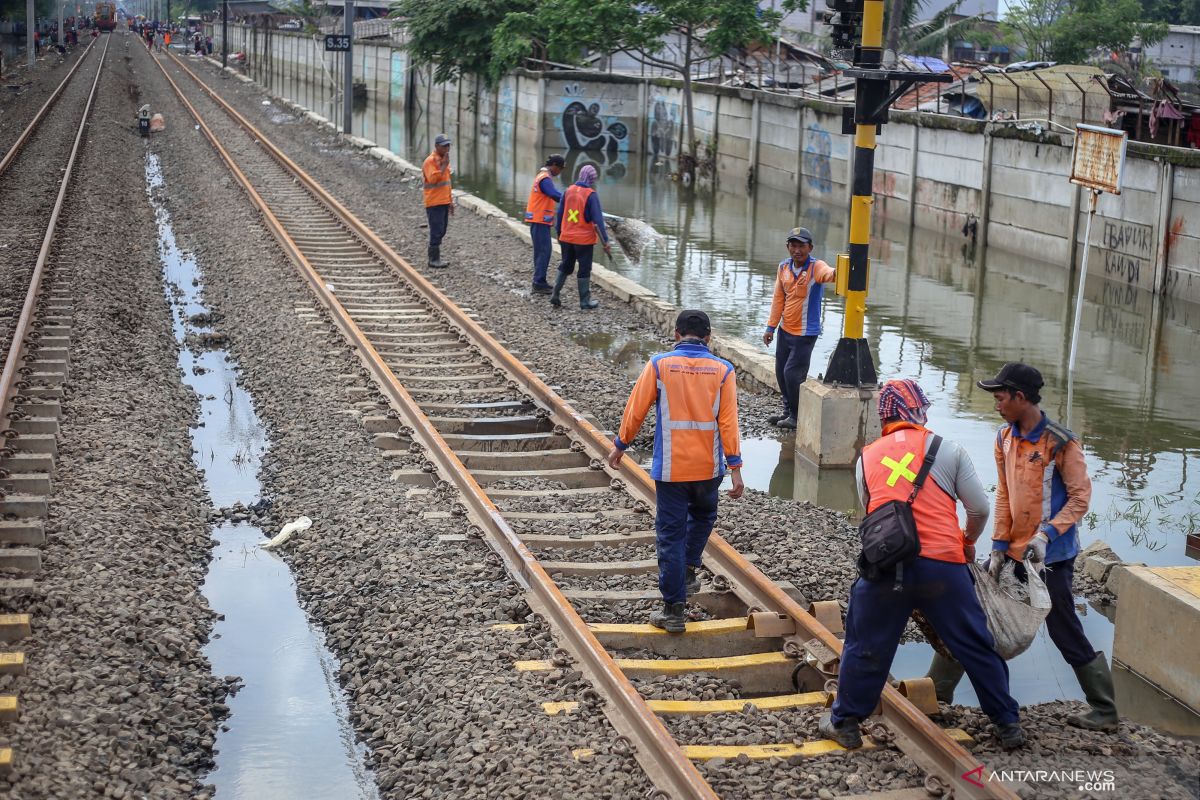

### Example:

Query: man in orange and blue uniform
xmin=973 ymin=362 xmax=1116 ymax=731
xmin=762 ymin=227 xmax=836 ymax=429
xmin=550 ymin=164 xmax=612 ymax=310
xmin=820 ymin=379 xmax=1025 ymax=751
xmin=525 ymin=154 xmax=565 ymax=294
xmin=607 ymin=310 xmax=744 ymax=633
xmin=422 ymin=133 xmax=454 ymax=268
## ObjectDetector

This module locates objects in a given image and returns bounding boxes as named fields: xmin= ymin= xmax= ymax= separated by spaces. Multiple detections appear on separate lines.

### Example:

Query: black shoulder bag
xmin=857 ymin=435 xmax=942 ymax=591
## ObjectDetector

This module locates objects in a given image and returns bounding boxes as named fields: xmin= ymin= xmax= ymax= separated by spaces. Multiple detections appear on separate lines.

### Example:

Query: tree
xmin=1002 ymin=0 xmax=1167 ymax=62
xmin=393 ymin=0 xmax=537 ymax=85
xmin=885 ymin=0 xmax=990 ymax=58
xmin=1140 ymin=0 xmax=1200 ymax=28
xmin=507 ymin=0 xmax=804 ymax=171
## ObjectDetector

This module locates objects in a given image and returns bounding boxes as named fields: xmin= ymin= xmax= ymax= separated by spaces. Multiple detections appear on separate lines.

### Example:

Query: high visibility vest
xmin=524 ymin=168 xmax=557 ymax=226
xmin=559 ymin=185 xmax=597 ymax=245
xmin=862 ymin=427 xmax=964 ymax=563
xmin=422 ymin=152 xmax=452 ymax=207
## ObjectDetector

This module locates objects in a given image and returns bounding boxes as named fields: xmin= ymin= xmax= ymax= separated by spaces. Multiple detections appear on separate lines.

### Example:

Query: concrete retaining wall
xmin=212 ymin=24 xmax=1200 ymax=304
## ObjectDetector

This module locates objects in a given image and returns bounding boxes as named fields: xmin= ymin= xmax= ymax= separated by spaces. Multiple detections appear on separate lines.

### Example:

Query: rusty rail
xmin=0 ymin=37 xmax=97 ymax=178
xmin=155 ymin=50 xmax=1017 ymax=800
xmin=0 ymin=35 xmax=109 ymax=445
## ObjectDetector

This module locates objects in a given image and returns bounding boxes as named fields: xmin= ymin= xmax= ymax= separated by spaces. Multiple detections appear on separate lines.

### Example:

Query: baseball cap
xmin=675 ymin=309 xmax=711 ymax=338
xmin=434 ymin=133 xmax=452 ymax=146
xmin=546 ymin=154 xmax=565 ymax=167
xmin=786 ymin=227 xmax=813 ymax=244
xmin=977 ymin=362 xmax=1044 ymax=396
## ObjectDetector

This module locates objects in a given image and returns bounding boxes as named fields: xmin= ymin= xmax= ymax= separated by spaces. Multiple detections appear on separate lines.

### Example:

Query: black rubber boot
xmin=995 ymin=722 xmax=1027 ymax=749
xmin=927 ymin=652 xmax=966 ymax=705
xmin=578 ymin=277 xmax=600 ymax=310
xmin=818 ymin=712 xmax=862 ymax=749
xmin=428 ymin=246 xmax=446 ymax=268
xmin=549 ymin=270 xmax=568 ymax=307
xmin=1068 ymin=653 xmax=1119 ymax=731
xmin=685 ymin=566 xmax=701 ymax=597
xmin=531 ymin=281 xmax=552 ymax=295
xmin=649 ymin=602 xmax=686 ymax=634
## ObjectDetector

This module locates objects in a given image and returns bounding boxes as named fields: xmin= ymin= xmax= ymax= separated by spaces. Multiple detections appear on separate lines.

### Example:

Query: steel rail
xmin=0 ymin=35 xmax=110 ymax=444
xmin=0 ymin=37 xmax=98 ymax=178
xmin=151 ymin=52 xmax=717 ymax=800
xmin=159 ymin=52 xmax=1016 ymax=800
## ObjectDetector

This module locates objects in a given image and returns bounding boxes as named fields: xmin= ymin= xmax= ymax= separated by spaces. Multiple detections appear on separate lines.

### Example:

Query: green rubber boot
xmin=1068 ymin=653 xmax=1119 ymax=731
xmin=549 ymin=270 xmax=568 ymax=307
xmin=578 ymin=277 xmax=600 ymax=310
xmin=927 ymin=651 xmax=966 ymax=705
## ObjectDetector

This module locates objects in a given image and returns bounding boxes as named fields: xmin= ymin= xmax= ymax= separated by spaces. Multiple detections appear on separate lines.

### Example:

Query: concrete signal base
xmin=1110 ymin=565 xmax=1200 ymax=716
xmin=794 ymin=379 xmax=881 ymax=469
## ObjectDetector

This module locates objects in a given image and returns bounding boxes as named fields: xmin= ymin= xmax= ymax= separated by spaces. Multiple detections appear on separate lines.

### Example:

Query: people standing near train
xmin=550 ymin=164 xmax=611 ymax=310
xmin=927 ymin=363 xmax=1116 ymax=731
xmin=607 ymin=310 xmax=744 ymax=633
xmin=525 ymin=154 xmax=565 ymax=295
xmin=762 ymin=227 xmax=836 ymax=430
xmin=422 ymin=133 xmax=454 ymax=269
xmin=820 ymin=379 xmax=1026 ymax=751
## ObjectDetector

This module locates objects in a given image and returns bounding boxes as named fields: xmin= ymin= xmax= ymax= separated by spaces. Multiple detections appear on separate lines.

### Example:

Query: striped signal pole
xmin=821 ymin=0 xmax=949 ymax=387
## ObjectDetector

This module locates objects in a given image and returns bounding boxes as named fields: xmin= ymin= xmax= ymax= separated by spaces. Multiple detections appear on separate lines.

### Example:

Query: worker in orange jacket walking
xmin=607 ymin=310 xmax=744 ymax=633
xmin=422 ymin=133 xmax=454 ymax=268
xmin=550 ymin=164 xmax=611 ymax=310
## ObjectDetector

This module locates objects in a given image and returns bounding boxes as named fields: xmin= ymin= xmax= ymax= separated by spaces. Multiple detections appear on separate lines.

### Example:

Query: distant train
xmin=94 ymin=2 xmax=117 ymax=31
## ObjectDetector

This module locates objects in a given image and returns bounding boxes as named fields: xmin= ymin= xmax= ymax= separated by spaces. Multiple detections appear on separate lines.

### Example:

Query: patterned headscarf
xmin=578 ymin=165 xmax=598 ymax=187
xmin=877 ymin=379 xmax=930 ymax=424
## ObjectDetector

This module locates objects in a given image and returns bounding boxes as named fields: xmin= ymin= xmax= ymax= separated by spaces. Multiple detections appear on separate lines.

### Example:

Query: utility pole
xmin=26 ymin=0 xmax=34 ymax=67
xmin=343 ymin=0 xmax=353 ymax=134
xmin=58 ymin=2 xmax=64 ymax=46
xmin=221 ymin=0 xmax=227 ymax=68
xmin=819 ymin=0 xmax=949 ymax=386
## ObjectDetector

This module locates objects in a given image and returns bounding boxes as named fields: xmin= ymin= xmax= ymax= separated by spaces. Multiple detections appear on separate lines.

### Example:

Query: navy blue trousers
xmin=556 ymin=242 xmax=594 ymax=280
xmin=832 ymin=557 xmax=1020 ymax=726
xmin=1016 ymin=559 xmax=1096 ymax=668
xmin=655 ymin=478 xmax=721 ymax=605
xmin=426 ymin=204 xmax=449 ymax=248
xmin=775 ymin=331 xmax=816 ymax=418
xmin=530 ymin=223 xmax=553 ymax=285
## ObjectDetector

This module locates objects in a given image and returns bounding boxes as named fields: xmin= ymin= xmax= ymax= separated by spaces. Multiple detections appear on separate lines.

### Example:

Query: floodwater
xmin=253 ymin=63 xmax=1200 ymax=734
xmin=147 ymin=153 xmax=379 ymax=797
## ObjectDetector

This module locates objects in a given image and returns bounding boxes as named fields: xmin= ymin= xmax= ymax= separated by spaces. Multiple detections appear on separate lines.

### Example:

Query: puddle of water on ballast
xmin=146 ymin=153 xmax=379 ymax=799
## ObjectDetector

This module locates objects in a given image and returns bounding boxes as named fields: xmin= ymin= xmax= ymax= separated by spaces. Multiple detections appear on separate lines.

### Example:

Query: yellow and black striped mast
xmin=822 ymin=0 xmax=949 ymax=386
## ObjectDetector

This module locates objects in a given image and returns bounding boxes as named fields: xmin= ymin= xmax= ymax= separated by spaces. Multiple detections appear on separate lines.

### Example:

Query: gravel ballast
xmin=122 ymin=46 xmax=1200 ymax=799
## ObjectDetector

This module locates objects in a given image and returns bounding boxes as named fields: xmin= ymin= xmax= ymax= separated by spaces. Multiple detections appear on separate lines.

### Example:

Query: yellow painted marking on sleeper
xmin=589 ymin=619 xmax=748 ymax=636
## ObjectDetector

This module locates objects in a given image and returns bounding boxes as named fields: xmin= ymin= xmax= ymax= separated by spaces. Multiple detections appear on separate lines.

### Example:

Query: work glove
xmin=986 ymin=550 xmax=1006 ymax=579
xmin=1024 ymin=531 xmax=1050 ymax=564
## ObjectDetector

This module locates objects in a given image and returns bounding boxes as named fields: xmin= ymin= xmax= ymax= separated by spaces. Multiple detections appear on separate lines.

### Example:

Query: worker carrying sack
xmin=968 ymin=558 xmax=1052 ymax=660
xmin=857 ymin=435 xmax=942 ymax=591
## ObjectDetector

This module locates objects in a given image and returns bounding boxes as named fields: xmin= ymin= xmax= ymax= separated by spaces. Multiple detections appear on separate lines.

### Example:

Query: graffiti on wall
xmin=558 ymin=83 xmax=630 ymax=152
xmin=649 ymin=96 xmax=679 ymax=158
xmin=803 ymin=124 xmax=832 ymax=194
xmin=1098 ymin=220 xmax=1153 ymax=286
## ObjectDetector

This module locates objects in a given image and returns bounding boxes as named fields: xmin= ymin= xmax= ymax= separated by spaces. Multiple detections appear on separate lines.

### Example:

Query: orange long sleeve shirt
xmin=766 ymin=257 xmax=836 ymax=337
xmin=422 ymin=152 xmax=452 ymax=207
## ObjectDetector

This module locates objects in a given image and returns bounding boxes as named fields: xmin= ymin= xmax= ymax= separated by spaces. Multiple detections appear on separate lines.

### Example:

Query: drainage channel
xmin=146 ymin=152 xmax=378 ymax=799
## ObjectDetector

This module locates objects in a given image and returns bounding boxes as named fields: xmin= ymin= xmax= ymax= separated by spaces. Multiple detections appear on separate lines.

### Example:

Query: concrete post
xmin=748 ymin=93 xmax=761 ymax=187
xmin=26 ymin=0 xmax=34 ymax=67
xmin=795 ymin=105 xmax=805 ymax=198
xmin=343 ymin=0 xmax=353 ymax=135
xmin=638 ymin=78 xmax=648 ymax=156
xmin=907 ymin=120 xmax=920 ymax=231
xmin=1066 ymin=183 xmax=1083 ymax=272
xmin=1153 ymin=160 xmax=1175 ymax=294
xmin=977 ymin=126 xmax=995 ymax=253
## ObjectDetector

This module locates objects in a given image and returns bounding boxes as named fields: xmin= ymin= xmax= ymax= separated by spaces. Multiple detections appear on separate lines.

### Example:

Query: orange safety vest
xmin=525 ymin=168 xmax=557 ymax=226
xmin=862 ymin=426 xmax=964 ymax=564
xmin=558 ymin=185 xmax=597 ymax=245
xmin=422 ymin=152 xmax=452 ymax=207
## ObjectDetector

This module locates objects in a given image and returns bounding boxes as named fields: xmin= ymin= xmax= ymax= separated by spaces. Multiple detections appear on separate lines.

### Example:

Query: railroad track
xmin=152 ymin=50 xmax=1017 ymax=799
xmin=0 ymin=33 xmax=110 ymax=773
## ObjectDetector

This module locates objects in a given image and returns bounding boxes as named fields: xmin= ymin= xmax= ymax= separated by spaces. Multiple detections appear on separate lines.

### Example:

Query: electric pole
xmin=221 ymin=0 xmax=227 ymax=68
xmin=343 ymin=0 xmax=353 ymax=134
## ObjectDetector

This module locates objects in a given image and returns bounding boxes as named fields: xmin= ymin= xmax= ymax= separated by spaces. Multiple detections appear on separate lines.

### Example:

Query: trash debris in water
xmin=261 ymin=516 xmax=313 ymax=550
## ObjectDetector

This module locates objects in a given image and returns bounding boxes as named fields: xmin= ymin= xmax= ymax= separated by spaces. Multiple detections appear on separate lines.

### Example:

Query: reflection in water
xmin=252 ymin=52 xmax=1200 ymax=733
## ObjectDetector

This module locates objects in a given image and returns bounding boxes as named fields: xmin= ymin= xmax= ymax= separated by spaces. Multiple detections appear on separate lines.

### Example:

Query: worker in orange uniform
xmin=525 ymin=154 xmax=565 ymax=294
xmin=607 ymin=310 xmax=744 ymax=633
xmin=820 ymin=379 xmax=1025 ymax=751
xmin=762 ymin=227 xmax=836 ymax=430
xmin=550 ymin=164 xmax=611 ymax=310
xmin=928 ymin=363 xmax=1116 ymax=731
xmin=422 ymin=133 xmax=454 ymax=268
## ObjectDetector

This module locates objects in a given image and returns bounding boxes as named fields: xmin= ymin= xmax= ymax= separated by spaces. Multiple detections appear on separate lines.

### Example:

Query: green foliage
xmin=1141 ymin=0 xmax=1200 ymax=27
xmin=1002 ymin=0 xmax=1167 ymax=62
xmin=394 ymin=0 xmax=537 ymax=84
xmin=0 ymin=0 xmax=59 ymax=22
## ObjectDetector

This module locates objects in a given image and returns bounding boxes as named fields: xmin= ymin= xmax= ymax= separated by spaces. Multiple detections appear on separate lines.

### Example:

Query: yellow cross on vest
xmin=566 ymin=209 xmax=580 ymax=223
xmin=881 ymin=452 xmax=917 ymax=487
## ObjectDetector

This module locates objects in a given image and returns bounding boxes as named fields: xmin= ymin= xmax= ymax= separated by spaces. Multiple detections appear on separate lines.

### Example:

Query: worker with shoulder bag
xmin=820 ymin=379 xmax=1026 ymax=751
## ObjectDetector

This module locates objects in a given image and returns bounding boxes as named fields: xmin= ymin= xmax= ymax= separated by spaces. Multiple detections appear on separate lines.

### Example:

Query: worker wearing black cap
xmin=763 ymin=227 xmax=836 ymax=429
xmin=607 ymin=310 xmax=744 ymax=633
xmin=525 ymin=154 xmax=566 ymax=294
